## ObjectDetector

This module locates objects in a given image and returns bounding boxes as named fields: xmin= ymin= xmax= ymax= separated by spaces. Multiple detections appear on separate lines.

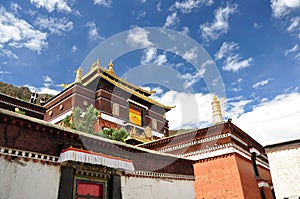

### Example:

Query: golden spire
xmin=107 ymin=59 xmax=115 ymax=75
xmin=75 ymin=67 xmax=82 ymax=84
xmin=211 ymin=95 xmax=223 ymax=125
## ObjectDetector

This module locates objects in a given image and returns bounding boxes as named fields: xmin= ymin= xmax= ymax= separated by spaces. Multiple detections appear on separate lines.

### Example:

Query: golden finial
xmin=211 ymin=95 xmax=223 ymax=125
xmin=61 ymin=83 xmax=71 ymax=88
xmin=75 ymin=67 xmax=82 ymax=84
xmin=107 ymin=59 xmax=115 ymax=75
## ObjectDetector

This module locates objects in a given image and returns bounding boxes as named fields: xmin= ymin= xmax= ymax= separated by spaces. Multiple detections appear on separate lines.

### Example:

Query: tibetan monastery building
xmin=43 ymin=60 xmax=173 ymax=145
xmin=0 ymin=60 xmax=275 ymax=199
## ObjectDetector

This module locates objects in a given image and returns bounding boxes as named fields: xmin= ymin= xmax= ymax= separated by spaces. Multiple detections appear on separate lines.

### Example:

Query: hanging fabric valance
xmin=58 ymin=147 xmax=135 ymax=171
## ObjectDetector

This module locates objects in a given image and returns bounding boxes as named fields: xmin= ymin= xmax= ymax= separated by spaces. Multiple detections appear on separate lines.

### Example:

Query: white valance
xmin=58 ymin=147 xmax=134 ymax=171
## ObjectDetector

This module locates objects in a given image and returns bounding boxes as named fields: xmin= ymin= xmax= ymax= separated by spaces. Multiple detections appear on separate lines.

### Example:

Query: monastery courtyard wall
xmin=0 ymin=157 xmax=60 ymax=199
xmin=121 ymin=176 xmax=195 ymax=199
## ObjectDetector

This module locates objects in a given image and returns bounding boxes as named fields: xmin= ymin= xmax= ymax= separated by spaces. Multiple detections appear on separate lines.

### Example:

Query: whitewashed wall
xmin=121 ymin=176 xmax=195 ymax=199
xmin=0 ymin=157 xmax=60 ymax=199
xmin=267 ymin=147 xmax=300 ymax=199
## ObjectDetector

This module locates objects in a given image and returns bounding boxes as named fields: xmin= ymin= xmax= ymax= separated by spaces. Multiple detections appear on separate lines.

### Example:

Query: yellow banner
xmin=129 ymin=108 xmax=142 ymax=126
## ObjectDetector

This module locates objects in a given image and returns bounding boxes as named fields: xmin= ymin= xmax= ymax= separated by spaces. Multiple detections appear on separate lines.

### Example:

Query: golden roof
xmin=63 ymin=59 xmax=174 ymax=111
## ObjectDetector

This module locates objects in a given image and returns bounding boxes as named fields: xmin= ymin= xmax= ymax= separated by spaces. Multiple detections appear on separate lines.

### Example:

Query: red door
xmin=76 ymin=181 xmax=104 ymax=199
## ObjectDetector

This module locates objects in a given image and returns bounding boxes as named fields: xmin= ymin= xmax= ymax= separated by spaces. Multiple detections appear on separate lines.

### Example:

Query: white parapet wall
xmin=121 ymin=175 xmax=195 ymax=199
xmin=0 ymin=157 xmax=61 ymax=199
xmin=267 ymin=147 xmax=300 ymax=199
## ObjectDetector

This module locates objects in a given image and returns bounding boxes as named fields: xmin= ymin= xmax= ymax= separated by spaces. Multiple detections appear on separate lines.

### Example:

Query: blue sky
xmin=0 ymin=0 xmax=300 ymax=145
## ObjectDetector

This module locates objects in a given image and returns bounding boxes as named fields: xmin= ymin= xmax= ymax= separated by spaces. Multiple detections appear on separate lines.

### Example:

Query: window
xmin=259 ymin=188 xmax=266 ymax=199
xmin=251 ymin=152 xmax=260 ymax=178
xmin=128 ymin=103 xmax=145 ymax=126
xmin=129 ymin=107 xmax=142 ymax=126
xmin=112 ymin=103 xmax=119 ymax=116
xmin=151 ymin=118 xmax=157 ymax=129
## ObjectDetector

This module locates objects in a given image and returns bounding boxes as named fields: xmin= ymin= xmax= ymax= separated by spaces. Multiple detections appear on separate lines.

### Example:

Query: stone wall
xmin=121 ymin=176 xmax=195 ymax=199
xmin=267 ymin=147 xmax=300 ymax=199
xmin=0 ymin=157 xmax=60 ymax=199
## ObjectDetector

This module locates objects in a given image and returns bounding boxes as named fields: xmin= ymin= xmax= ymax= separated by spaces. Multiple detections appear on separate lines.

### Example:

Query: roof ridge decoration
xmin=107 ymin=59 xmax=115 ymax=75
xmin=85 ymin=59 xmax=156 ymax=96
xmin=58 ymin=59 xmax=174 ymax=110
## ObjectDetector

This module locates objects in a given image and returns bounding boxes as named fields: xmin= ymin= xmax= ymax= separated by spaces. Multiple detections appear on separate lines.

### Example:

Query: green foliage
xmin=71 ymin=105 xmax=128 ymax=142
xmin=112 ymin=127 xmax=128 ymax=142
xmin=62 ymin=115 xmax=74 ymax=129
xmin=73 ymin=104 xmax=99 ymax=134
xmin=96 ymin=127 xmax=128 ymax=142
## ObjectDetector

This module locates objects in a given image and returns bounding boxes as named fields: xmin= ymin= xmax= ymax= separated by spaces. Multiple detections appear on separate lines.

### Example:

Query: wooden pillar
xmin=58 ymin=166 xmax=74 ymax=199
xmin=109 ymin=174 xmax=122 ymax=199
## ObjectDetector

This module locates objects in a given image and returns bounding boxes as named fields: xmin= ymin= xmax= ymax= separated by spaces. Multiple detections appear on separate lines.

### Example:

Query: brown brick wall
xmin=194 ymin=154 xmax=244 ymax=199
xmin=235 ymin=155 xmax=261 ymax=198
xmin=236 ymin=155 xmax=274 ymax=199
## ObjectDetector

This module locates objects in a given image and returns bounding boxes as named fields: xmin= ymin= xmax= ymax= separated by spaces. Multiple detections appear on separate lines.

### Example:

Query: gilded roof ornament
xmin=107 ymin=59 xmax=115 ymax=75
xmin=75 ymin=67 xmax=82 ymax=84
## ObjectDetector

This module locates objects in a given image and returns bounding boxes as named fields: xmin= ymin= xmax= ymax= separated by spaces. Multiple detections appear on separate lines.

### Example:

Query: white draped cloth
xmin=58 ymin=147 xmax=134 ymax=171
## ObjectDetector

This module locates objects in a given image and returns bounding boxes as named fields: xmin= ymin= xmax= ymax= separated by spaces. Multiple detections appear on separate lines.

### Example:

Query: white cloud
xmin=43 ymin=75 xmax=54 ymax=83
xmin=231 ymin=78 xmax=243 ymax=85
xmin=152 ymin=91 xmax=213 ymax=129
xmin=183 ymin=47 xmax=198 ymax=62
xmin=252 ymin=79 xmax=272 ymax=89
xmin=163 ymin=12 xmax=179 ymax=29
xmin=157 ymin=1 xmax=162 ymax=12
xmin=86 ymin=22 xmax=104 ymax=42
xmin=215 ymin=42 xmax=253 ymax=72
xmin=0 ymin=70 xmax=11 ymax=75
xmin=27 ymin=75 xmax=61 ymax=95
xmin=200 ymin=4 xmax=237 ymax=41
xmin=270 ymin=0 xmax=300 ymax=18
xmin=94 ymin=0 xmax=112 ymax=7
xmin=134 ymin=11 xmax=146 ymax=20
xmin=231 ymin=87 xmax=242 ymax=92
xmin=234 ymin=92 xmax=300 ymax=145
xmin=24 ymin=83 xmax=61 ymax=95
xmin=154 ymin=54 xmax=167 ymax=66
xmin=35 ymin=17 xmax=73 ymax=35
xmin=141 ymin=48 xmax=167 ymax=66
xmin=253 ymin=22 xmax=262 ymax=29
xmin=0 ymin=49 xmax=19 ymax=59
xmin=283 ymin=44 xmax=298 ymax=56
xmin=30 ymin=0 xmax=71 ymax=13
xmin=287 ymin=16 xmax=300 ymax=32
xmin=181 ymin=26 xmax=190 ymax=35
xmin=177 ymin=60 xmax=209 ymax=89
xmin=0 ymin=6 xmax=48 ymax=53
xmin=126 ymin=27 xmax=153 ymax=48
xmin=223 ymin=56 xmax=253 ymax=72
xmin=10 ymin=3 xmax=22 ymax=13
xmin=225 ymin=98 xmax=253 ymax=118
xmin=39 ymin=87 xmax=60 ymax=95
xmin=171 ymin=0 xmax=213 ymax=14
xmin=141 ymin=48 xmax=157 ymax=64
xmin=71 ymin=45 xmax=78 ymax=52
xmin=215 ymin=42 xmax=238 ymax=60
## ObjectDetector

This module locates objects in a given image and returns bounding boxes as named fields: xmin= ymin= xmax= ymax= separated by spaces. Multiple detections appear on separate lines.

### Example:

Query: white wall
xmin=267 ymin=147 xmax=300 ymax=199
xmin=121 ymin=176 xmax=195 ymax=199
xmin=0 ymin=157 xmax=61 ymax=199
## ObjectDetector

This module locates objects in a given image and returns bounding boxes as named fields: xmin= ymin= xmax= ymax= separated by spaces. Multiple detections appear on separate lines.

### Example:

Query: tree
xmin=72 ymin=104 xmax=99 ymax=134
xmin=94 ymin=127 xmax=128 ymax=142
xmin=65 ymin=105 xmax=128 ymax=142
